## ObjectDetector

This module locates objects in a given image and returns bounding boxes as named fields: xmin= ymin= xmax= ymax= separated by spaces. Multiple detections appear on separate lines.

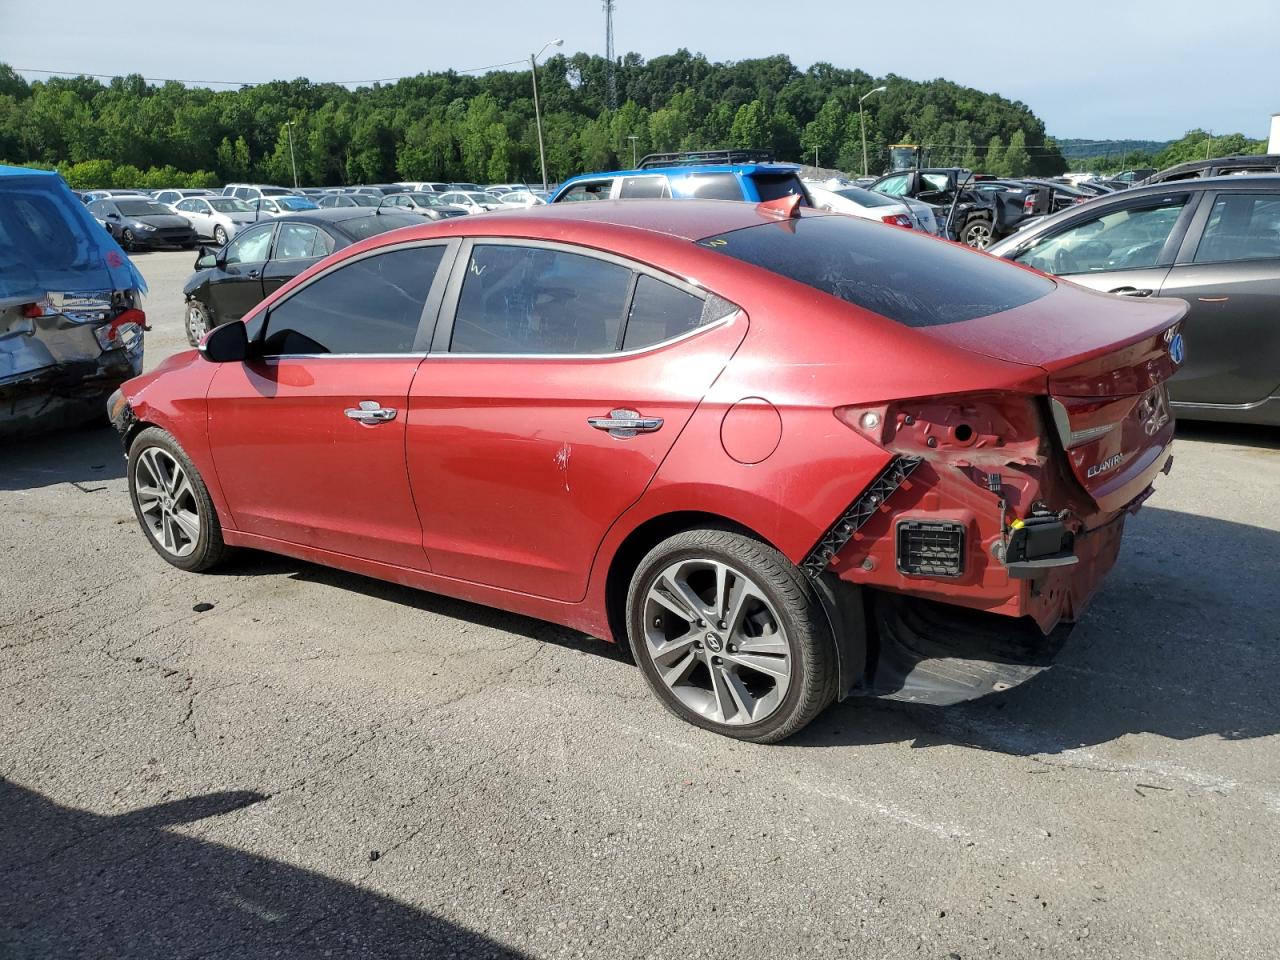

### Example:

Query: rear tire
xmin=127 ymin=427 xmax=228 ymax=573
xmin=625 ymin=529 xmax=838 ymax=743
xmin=960 ymin=217 xmax=994 ymax=249
xmin=213 ymin=225 xmax=228 ymax=246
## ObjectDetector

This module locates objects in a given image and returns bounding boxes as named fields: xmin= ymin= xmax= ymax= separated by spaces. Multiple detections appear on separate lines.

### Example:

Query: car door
xmin=206 ymin=241 xmax=456 ymax=568
xmin=261 ymin=222 xmax=337 ymax=297
xmin=405 ymin=239 xmax=748 ymax=602
xmin=1156 ymin=190 xmax=1280 ymax=406
xmin=209 ymin=222 xmax=275 ymax=322
xmin=1006 ymin=191 xmax=1196 ymax=300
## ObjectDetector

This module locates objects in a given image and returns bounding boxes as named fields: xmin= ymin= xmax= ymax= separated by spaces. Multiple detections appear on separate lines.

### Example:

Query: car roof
xmin=1110 ymin=173 xmax=1280 ymax=197
xmin=1148 ymin=154 xmax=1280 ymax=178
xmin=559 ymin=162 xmax=801 ymax=188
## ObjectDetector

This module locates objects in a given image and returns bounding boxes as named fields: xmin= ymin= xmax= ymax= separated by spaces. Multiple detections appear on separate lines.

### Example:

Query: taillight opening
xmin=881 ymin=214 xmax=913 ymax=229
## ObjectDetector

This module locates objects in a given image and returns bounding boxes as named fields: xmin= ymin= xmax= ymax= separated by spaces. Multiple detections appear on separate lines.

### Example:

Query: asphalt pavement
xmin=2 ymin=249 xmax=1278 ymax=959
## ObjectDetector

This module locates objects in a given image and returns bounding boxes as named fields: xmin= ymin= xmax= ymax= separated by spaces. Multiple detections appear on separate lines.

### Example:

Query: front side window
xmin=273 ymin=223 xmax=335 ymax=261
xmin=618 ymin=176 xmax=670 ymax=199
xmin=175 ymin=199 xmax=199 ymax=213
xmin=224 ymin=225 xmax=273 ymax=265
xmin=1193 ymin=193 xmax=1280 ymax=264
xmin=558 ymin=180 xmax=612 ymax=202
xmin=1014 ymin=198 xmax=1187 ymax=275
xmin=261 ymin=245 xmax=445 ymax=355
xmin=450 ymin=245 xmax=632 ymax=354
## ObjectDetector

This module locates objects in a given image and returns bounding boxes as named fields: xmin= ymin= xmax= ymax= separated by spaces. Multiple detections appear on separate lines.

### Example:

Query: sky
xmin=1 ymin=0 xmax=1276 ymax=142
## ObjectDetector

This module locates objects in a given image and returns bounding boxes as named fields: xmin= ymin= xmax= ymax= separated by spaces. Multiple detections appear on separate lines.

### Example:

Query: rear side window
xmin=677 ymin=174 xmax=742 ymax=201
xmin=261 ymin=246 xmax=445 ymax=355
xmin=701 ymin=214 xmax=1053 ymax=327
xmin=1193 ymin=193 xmax=1280 ymax=264
xmin=623 ymin=276 xmax=707 ymax=350
xmin=450 ymin=245 xmax=632 ymax=354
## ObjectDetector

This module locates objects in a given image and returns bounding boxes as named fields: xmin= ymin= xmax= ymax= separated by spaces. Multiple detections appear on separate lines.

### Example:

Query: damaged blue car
xmin=1 ymin=165 xmax=147 ymax=435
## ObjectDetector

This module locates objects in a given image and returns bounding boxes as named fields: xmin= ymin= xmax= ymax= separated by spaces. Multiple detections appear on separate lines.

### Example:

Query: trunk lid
xmin=921 ymin=280 xmax=1187 ymax=511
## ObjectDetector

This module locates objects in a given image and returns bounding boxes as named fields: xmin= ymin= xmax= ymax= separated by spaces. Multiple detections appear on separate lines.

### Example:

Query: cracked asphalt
xmin=2 ymin=250 xmax=1278 ymax=959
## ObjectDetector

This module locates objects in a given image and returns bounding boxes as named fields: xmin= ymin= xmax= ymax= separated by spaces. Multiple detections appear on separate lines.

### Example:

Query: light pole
xmin=628 ymin=135 xmax=639 ymax=168
xmin=285 ymin=120 xmax=298 ymax=189
xmin=858 ymin=85 xmax=887 ymax=177
xmin=530 ymin=38 xmax=563 ymax=192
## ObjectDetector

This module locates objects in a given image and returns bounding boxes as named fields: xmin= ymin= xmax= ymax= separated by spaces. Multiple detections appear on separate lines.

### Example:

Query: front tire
xmin=127 ymin=427 xmax=227 ymax=572
xmin=184 ymin=301 xmax=212 ymax=346
xmin=625 ymin=529 xmax=838 ymax=743
xmin=121 ymin=228 xmax=136 ymax=251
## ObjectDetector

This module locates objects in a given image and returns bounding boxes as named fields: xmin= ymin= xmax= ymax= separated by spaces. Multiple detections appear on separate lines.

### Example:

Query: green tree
xmin=729 ymin=100 xmax=770 ymax=150
xmin=1003 ymin=129 xmax=1030 ymax=176
xmin=984 ymin=135 xmax=1007 ymax=176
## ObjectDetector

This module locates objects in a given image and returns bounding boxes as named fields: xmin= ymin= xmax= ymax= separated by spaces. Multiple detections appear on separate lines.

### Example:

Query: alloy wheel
xmin=213 ymin=225 xmax=227 ymax=245
xmin=184 ymin=303 xmax=210 ymax=345
xmin=121 ymin=228 xmax=135 ymax=251
xmin=964 ymin=221 xmax=992 ymax=249
xmin=134 ymin=447 xmax=201 ymax=558
xmin=641 ymin=558 xmax=791 ymax=726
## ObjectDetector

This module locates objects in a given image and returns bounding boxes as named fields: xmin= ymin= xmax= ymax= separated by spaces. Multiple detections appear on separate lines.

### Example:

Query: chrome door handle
xmin=1109 ymin=286 xmax=1152 ymax=297
xmin=344 ymin=400 xmax=397 ymax=424
xmin=588 ymin=408 xmax=663 ymax=439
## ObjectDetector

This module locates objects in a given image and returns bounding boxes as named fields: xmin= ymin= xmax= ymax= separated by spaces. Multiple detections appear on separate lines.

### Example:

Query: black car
xmin=87 ymin=197 xmax=198 ymax=251
xmin=867 ymin=168 xmax=1044 ymax=248
xmin=181 ymin=208 xmax=422 ymax=345
xmin=1143 ymin=154 xmax=1280 ymax=185
xmin=988 ymin=175 xmax=1280 ymax=426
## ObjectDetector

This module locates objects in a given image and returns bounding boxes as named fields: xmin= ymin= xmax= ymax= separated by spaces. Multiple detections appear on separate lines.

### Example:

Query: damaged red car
xmin=109 ymin=199 xmax=1185 ymax=742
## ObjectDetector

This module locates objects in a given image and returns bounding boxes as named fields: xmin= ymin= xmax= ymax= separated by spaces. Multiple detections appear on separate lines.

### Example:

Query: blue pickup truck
xmin=551 ymin=150 xmax=811 ymax=206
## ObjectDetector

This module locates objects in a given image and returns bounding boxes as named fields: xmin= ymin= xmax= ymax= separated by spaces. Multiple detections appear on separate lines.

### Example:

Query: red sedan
xmin=109 ymin=199 xmax=1185 ymax=742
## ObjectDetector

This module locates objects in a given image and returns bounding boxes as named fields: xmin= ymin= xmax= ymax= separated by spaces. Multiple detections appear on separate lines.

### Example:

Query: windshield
xmin=277 ymin=197 xmax=319 ymax=210
xmin=116 ymin=200 xmax=171 ymax=217
xmin=465 ymin=193 xmax=493 ymax=203
xmin=350 ymin=195 xmax=380 ymax=207
xmin=339 ymin=213 xmax=422 ymax=240
xmin=210 ymin=198 xmax=253 ymax=213
xmin=700 ymin=214 xmax=1053 ymax=328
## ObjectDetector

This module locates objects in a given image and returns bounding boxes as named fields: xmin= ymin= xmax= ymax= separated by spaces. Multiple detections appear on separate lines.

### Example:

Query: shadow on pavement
xmin=797 ymin=504 xmax=1280 ymax=755
xmin=0 ymin=780 xmax=528 ymax=959
xmin=1174 ymin=419 xmax=1279 ymax=451
xmin=0 ymin=423 xmax=125 ymax=491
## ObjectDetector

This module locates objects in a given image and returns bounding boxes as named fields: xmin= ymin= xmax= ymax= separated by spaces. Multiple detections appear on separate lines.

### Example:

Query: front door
xmin=210 ymin=222 xmax=274 ymax=323
xmin=207 ymin=242 xmax=452 ymax=569
xmin=406 ymin=240 xmax=747 ymax=602
xmin=1157 ymin=190 xmax=1280 ymax=406
xmin=260 ymin=221 xmax=337 ymax=298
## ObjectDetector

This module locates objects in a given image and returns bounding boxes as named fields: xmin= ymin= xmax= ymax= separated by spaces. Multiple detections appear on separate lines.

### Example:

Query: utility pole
xmin=627 ymin=135 xmax=638 ymax=168
xmin=285 ymin=120 xmax=298 ymax=189
xmin=857 ymin=85 xmax=887 ymax=177
xmin=530 ymin=39 xmax=563 ymax=192
xmin=1205 ymin=130 xmax=1213 ymax=160
xmin=603 ymin=0 xmax=617 ymax=110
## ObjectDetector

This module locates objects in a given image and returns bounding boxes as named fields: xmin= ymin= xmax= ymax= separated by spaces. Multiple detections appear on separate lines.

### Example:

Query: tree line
xmin=1068 ymin=129 xmax=1268 ymax=175
xmin=0 ymin=51 xmax=1070 ymax=187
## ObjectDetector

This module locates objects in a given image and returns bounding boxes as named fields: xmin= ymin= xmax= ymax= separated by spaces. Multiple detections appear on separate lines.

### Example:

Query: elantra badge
xmin=1087 ymin=452 xmax=1124 ymax=479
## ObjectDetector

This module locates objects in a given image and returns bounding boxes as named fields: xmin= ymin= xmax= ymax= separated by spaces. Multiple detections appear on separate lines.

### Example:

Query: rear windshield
xmin=833 ymin=186 xmax=896 ymax=208
xmin=339 ymin=213 xmax=423 ymax=239
xmin=752 ymin=172 xmax=808 ymax=203
xmin=700 ymin=214 xmax=1054 ymax=327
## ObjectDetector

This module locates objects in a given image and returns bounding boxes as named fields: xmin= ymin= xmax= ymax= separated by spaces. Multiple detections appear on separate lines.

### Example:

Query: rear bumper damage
xmin=814 ymin=443 xmax=1170 ymax=706
xmin=1 ymin=303 xmax=145 ymax=436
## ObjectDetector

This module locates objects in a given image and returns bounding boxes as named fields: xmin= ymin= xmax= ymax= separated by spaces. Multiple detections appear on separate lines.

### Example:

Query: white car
xmin=154 ymin=188 xmax=216 ymax=207
xmin=397 ymin=181 xmax=450 ymax=193
xmin=378 ymin=192 xmax=471 ymax=219
xmin=498 ymin=191 xmax=547 ymax=208
xmin=245 ymin=195 xmax=321 ymax=219
xmin=437 ymin=191 xmax=506 ymax=214
xmin=806 ymin=183 xmax=940 ymax=235
xmin=172 ymin=196 xmax=259 ymax=245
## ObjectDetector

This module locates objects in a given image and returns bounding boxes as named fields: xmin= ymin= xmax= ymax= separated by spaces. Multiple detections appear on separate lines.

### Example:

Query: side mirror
xmin=199 ymin=320 xmax=248 ymax=363
xmin=195 ymin=245 xmax=217 ymax=269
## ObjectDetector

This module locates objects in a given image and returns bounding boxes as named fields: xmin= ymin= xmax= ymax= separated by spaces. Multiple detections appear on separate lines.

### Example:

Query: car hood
xmin=133 ymin=214 xmax=193 ymax=229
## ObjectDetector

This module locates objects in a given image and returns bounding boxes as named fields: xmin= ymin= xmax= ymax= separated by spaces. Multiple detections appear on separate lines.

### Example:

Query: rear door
xmin=1157 ymin=189 xmax=1280 ymax=406
xmin=261 ymin=222 xmax=337 ymax=298
xmin=207 ymin=241 xmax=455 ymax=568
xmin=406 ymin=239 xmax=747 ymax=601
xmin=209 ymin=222 xmax=274 ymax=322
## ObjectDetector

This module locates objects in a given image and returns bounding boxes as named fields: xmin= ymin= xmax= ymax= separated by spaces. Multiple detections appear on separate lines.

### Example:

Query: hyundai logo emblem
xmin=1169 ymin=332 xmax=1185 ymax=365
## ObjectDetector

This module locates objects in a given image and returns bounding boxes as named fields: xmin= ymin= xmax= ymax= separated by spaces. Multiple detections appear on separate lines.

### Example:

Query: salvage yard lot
xmin=3 ymin=249 xmax=1279 ymax=959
